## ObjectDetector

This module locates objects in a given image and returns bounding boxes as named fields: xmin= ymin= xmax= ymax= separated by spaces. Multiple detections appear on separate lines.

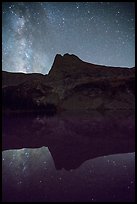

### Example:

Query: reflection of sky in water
xmin=2 ymin=148 xmax=135 ymax=202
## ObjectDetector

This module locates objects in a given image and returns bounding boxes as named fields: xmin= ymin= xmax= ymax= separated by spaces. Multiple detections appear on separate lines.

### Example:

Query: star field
xmin=2 ymin=148 xmax=135 ymax=202
xmin=2 ymin=2 xmax=135 ymax=74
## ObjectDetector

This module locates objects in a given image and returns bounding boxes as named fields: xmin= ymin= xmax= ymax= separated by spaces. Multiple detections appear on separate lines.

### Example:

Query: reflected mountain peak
xmin=3 ymin=110 xmax=135 ymax=170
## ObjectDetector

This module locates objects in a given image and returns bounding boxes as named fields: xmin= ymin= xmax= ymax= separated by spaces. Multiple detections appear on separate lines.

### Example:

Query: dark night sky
xmin=2 ymin=2 xmax=135 ymax=74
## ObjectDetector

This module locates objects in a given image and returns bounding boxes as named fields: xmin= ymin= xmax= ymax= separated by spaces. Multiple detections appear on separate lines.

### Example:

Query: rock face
xmin=2 ymin=53 xmax=135 ymax=113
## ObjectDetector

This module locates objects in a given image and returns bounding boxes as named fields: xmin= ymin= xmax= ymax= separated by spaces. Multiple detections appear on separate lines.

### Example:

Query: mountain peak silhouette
xmin=2 ymin=53 xmax=135 ymax=112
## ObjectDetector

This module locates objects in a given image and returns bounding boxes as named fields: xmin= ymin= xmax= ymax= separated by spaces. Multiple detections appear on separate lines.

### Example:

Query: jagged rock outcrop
xmin=2 ymin=53 xmax=135 ymax=113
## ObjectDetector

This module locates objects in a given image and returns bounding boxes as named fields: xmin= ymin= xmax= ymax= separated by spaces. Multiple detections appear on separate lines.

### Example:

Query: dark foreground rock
xmin=2 ymin=53 xmax=135 ymax=113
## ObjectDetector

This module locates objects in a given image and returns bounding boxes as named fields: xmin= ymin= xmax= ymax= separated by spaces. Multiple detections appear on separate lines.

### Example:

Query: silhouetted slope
xmin=2 ymin=53 xmax=135 ymax=112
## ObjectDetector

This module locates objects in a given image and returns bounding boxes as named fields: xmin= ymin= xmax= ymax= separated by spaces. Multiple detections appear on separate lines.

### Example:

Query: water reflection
xmin=2 ymin=110 xmax=135 ymax=202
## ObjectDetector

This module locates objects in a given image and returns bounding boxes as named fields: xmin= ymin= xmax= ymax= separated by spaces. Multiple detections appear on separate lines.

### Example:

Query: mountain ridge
xmin=2 ymin=53 xmax=135 ymax=113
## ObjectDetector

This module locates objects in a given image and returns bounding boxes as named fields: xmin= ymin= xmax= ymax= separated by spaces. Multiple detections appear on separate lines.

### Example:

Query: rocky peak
xmin=63 ymin=53 xmax=81 ymax=62
xmin=51 ymin=53 xmax=82 ymax=67
xmin=48 ymin=53 xmax=135 ymax=81
xmin=48 ymin=53 xmax=84 ymax=79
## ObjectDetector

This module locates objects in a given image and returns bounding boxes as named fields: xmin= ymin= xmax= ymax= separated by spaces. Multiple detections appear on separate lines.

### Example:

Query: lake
xmin=2 ymin=110 xmax=135 ymax=202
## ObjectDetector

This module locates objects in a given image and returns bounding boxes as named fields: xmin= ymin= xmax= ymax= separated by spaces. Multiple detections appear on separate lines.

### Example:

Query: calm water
xmin=2 ymin=110 xmax=135 ymax=202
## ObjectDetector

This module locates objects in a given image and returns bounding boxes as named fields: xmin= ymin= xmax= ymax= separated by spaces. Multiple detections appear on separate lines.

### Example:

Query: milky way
xmin=2 ymin=2 xmax=135 ymax=74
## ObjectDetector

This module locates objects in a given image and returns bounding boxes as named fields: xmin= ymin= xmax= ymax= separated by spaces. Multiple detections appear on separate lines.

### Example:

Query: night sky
xmin=2 ymin=2 xmax=135 ymax=74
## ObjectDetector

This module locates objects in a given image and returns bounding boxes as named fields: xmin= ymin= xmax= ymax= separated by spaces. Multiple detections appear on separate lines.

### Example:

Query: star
xmin=2 ymin=2 xmax=135 ymax=74
xmin=17 ymin=181 xmax=23 ymax=185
